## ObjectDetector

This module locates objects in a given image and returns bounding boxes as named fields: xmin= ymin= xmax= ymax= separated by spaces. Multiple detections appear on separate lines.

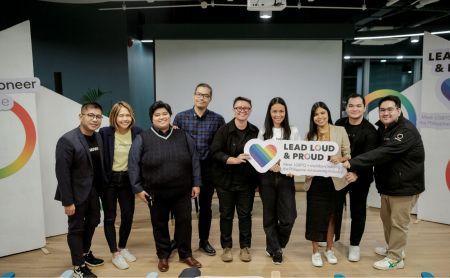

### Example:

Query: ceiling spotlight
xmin=260 ymin=11 xmax=272 ymax=19
xmin=386 ymin=0 xmax=400 ymax=7
xmin=408 ymin=70 xmax=413 ymax=74
xmin=344 ymin=55 xmax=351 ymax=60
xmin=396 ymin=55 xmax=404 ymax=59
xmin=381 ymin=59 xmax=387 ymax=63
xmin=200 ymin=0 xmax=208 ymax=9
xmin=416 ymin=0 xmax=440 ymax=9
xmin=410 ymin=36 xmax=419 ymax=43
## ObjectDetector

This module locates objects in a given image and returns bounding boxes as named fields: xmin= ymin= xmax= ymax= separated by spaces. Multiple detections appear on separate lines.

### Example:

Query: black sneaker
xmin=73 ymin=265 xmax=97 ymax=278
xmin=83 ymin=251 xmax=104 ymax=267
xmin=272 ymin=251 xmax=283 ymax=265
xmin=265 ymin=249 xmax=273 ymax=257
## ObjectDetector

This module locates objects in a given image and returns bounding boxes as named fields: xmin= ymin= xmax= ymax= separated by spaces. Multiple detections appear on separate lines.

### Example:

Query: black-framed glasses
xmin=379 ymin=107 xmax=398 ymax=113
xmin=194 ymin=92 xmax=211 ymax=99
xmin=82 ymin=113 xmax=103 ymax=120
xmin=234 ymin=106 xmax=251 ymax=112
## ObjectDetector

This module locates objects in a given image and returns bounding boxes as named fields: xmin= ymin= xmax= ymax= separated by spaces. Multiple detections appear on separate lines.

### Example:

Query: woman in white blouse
xmin=257 ymin=97 xmax=299 ymax=265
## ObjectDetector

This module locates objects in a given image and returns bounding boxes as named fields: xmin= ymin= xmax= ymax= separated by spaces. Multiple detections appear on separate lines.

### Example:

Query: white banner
xmin=0 ymin=21 xmax=46 ymax=256
xmin=244 ymin=139 xmax=346 ymax=177
xmin=417 ymin=32 xmax=450 ymax=224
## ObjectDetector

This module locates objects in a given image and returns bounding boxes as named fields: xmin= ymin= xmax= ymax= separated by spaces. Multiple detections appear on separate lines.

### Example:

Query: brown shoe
xmin=158 ymin=258 xmax=169 ymax=272
xmin=180 ymin=257 xmax=202 ymax=268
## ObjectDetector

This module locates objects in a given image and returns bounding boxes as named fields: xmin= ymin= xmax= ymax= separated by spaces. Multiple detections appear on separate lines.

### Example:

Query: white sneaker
xmin=348 ymin=245 xmax=360 ymax=262
xmin=318 ymin=242 xmax=327 ymax=247
xmin=120 ymin=249 xmax=137 ymax=262
xmin=311 ymin=252 xmax=323 ymax=267
xmin=374 ymin=246 xmax=405 ymax=259
xmin=373 ymin=257 xmax=404 ymax=270
xmin=112 ymin=254 xmax=129 ymax=270
xmin=324 ymin=250 xmax=338 ymax=264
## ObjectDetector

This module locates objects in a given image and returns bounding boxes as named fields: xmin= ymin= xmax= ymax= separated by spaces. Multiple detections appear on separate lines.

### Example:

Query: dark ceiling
xmin=1 ymin=0 xmax=450 ymax=49
xmin=92 ymin=0 xmax=450 ymax=37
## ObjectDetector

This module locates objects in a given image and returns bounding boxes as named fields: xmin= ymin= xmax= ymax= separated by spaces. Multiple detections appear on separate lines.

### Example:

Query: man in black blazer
xmin=55 ymin=102 xmax=106 ymax=278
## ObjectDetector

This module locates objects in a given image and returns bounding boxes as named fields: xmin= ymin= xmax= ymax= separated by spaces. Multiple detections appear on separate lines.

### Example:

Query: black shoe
xmin=199 ymin=240 xmax=216 ymax=256
xmin=272 ymin=251 xmax=283 ymax=265
xmin=265 ymin=249 xmax=273 ymax=257
xmin=73 ymin=265 xmax=97 ymax=278
xmin=83 ymin=251 xmax=104 ymax=267
xmin=170 ymin=240 xmax=177 ymax=252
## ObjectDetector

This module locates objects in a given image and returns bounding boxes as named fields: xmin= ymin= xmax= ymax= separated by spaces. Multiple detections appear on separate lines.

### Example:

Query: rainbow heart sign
xmin=244 ymin=139 xmax=282 ymax=173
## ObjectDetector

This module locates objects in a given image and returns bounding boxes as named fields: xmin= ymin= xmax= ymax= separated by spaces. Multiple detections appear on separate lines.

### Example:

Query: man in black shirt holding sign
xmin=55 ymin=102 xmax=106 ymax=278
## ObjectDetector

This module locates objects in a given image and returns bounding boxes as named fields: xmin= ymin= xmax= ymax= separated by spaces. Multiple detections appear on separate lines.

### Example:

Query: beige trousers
xmin=380 ymin=194 xmax=419 ymax=261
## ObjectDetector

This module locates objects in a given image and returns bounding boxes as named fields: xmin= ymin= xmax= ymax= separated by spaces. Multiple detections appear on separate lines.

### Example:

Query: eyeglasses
xmin=82 ymin=113 xmax=103 ymax=120
xmin=379 ymin=107 xmax=398 ymax=113
xmin=194 ymin=92 xmax=211 ymax=99
xmin=234 ymin=106 xmax=251 ymax=112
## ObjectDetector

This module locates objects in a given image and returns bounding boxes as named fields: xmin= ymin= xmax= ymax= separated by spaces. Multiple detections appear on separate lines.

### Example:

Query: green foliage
xmin=81 ymin=88 xmax=111 ymax=103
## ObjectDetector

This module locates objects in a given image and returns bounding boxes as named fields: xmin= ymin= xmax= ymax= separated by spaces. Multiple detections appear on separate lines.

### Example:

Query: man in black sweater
xmin=128 ymin=101 xmax=202 ymax=272
xmin=335 ymin=94 xmax=379 ymax=262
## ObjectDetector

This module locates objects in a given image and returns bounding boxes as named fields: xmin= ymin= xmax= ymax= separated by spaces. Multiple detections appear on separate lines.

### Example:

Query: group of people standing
xmin=54 ymin=83 xmax=425 ymax=278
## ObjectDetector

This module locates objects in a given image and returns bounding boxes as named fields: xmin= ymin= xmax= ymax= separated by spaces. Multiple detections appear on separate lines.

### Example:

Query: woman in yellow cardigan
xmin=304 ymin=101 xmax=356 ymax=267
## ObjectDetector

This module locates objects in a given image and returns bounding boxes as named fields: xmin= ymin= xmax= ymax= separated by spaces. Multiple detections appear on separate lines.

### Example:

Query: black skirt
xmin=305 ymin=176 xmax=343 ymax=242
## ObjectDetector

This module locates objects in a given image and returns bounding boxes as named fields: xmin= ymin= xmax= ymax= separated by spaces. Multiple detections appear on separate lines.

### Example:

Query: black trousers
xmin=148 ymin=191 xmax=193 ymax=259
xmin=259 ymin=172 xmax=297 ymax=253
xmin=216 ymin=186 xmax=255 ymax=249
xmin=67 ymin=187 xmax=101 ymax=266
xmin=338 ymin=181 xmax=371 ymax=246
xmin=101 ymin=175 xmax=135 ymax=253
xmin=198 ymin=160 xmax=215 ymax=241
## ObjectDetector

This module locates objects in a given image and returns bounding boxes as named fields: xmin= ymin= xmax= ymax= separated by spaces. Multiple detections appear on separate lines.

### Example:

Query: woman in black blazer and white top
xmin=99 ymin=101 xmax=142 ymax=270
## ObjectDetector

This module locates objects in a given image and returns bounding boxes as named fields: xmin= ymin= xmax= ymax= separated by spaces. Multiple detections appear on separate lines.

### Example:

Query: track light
xmin=416 ymin=0 xmax=440 ymax=9
xmin=354 ymin=30 xmax=450 ymax=40
xmin=386 ymin=0 xmax=400 ymax=6
xmin=260 ymin=11 xmax=272 ymax=19
xmin=410 ymin=36 xmax=419 ymax=43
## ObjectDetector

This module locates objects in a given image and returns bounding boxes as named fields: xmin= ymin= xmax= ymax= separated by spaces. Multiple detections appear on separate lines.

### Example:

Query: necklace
xmin=317 ymin=126 xmax=330 ymax=141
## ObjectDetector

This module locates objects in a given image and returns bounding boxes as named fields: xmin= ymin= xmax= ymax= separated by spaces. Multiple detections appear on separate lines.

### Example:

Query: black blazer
xmin=99 ymin=126 xmax=143 ymax=184
xmin=54 ymin=127 xmax=106 ymax=206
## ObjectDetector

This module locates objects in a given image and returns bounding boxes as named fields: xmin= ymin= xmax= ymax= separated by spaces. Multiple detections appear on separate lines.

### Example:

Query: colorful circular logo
xmin=441 ymin=78 xmax=450 ymax=102
xmin=0 ymin=101 xmax=36 ymax=179
xmin=365 ymin=89 xmax=417 ymax=126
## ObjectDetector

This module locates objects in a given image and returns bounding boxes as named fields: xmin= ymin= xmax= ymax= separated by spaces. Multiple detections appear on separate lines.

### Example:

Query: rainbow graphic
xmin=0 ymin=101 xmax=36 ymax=179
xmin=441 ymin=78 xmax=450 ymax=102
xmin=365 ymin=89 xmax=417 ymax=126
xmin=249 ymin=144 xmax=277 ymax=167
xmin=446 ymin=160 xmax=450 ymax=191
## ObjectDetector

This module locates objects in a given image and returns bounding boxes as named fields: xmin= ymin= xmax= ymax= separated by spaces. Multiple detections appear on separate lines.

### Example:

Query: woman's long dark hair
xmin=306 ymin=101 xmax=333 ymax=141
xmin=263 ymin=97 xmax=291 ymax=140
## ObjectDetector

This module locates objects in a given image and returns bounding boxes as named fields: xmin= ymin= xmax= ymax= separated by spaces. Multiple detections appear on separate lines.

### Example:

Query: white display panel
xmin=155 ymin=40 xmax=342 ymax=135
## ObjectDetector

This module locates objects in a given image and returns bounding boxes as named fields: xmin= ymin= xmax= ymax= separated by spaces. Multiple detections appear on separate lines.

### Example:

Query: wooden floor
xmin=1 ymin=191 xmax=450 ymax=277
